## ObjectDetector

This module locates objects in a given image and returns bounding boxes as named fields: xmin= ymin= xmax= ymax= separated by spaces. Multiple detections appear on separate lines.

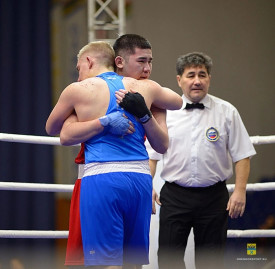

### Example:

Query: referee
xmin=146 ymin=52 xmax=256 ymax=269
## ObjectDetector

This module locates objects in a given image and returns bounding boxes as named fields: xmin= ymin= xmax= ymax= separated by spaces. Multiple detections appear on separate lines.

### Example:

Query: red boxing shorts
xmin=65 ymin=178 xmax=84 ymax=265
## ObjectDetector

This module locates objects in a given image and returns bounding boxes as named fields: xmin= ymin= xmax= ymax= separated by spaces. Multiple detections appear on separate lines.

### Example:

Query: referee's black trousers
xmin=158 ymin=181 xmax=229 ymax=269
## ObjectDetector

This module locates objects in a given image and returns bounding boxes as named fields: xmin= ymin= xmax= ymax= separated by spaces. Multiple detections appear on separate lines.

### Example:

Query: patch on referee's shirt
xmin=206 ymin=127 xmax=219 ymax=142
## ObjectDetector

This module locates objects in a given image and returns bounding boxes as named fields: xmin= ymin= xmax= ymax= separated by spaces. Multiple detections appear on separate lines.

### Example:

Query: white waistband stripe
xmin=83 ymin=160 xmax=151 ymax=177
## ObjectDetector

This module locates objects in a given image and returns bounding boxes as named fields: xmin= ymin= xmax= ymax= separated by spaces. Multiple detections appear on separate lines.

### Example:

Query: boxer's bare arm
xmin=143 ymin=107 xmax=168 ymax=154
xmin=59 ymin=113 xmax=104 ymax=145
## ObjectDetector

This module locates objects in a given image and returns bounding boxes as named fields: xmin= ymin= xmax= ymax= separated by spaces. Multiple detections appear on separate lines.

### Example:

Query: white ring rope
xmin=227 ymin=230 xmax=275 ymax=238
xmin=227 ymin=182 xmax=275 ymax=192
xmin=0 ymin=229 xmax=274 ymax=239
xmin=0 ymin=182 xmax=74 ymax=192
xmin=1 ymin=132 xmax=275 ymax=146
xmin=0 ymin=230 xmax=68 ymax=239
xmin=0 ymin=132 xmax=61 ymax=146
xmin=0 ymin=132 xmax=275 ymax=239
xmin=0 ymin=132 xmax=79 ymax=146
xmin=249 ymin=135 xmax=275 ymax=145
xmin=0 ymin=181 xmax=275 ymax=193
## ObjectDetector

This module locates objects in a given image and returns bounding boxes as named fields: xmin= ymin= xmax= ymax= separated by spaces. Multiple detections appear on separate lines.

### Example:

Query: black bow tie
xmin=185 ymin=103 xmax=205 ymax=110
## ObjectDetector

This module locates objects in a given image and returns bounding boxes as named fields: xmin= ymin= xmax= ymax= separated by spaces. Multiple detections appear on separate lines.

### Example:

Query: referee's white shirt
xmin=146 ymin=94 xmax=256 ymax=187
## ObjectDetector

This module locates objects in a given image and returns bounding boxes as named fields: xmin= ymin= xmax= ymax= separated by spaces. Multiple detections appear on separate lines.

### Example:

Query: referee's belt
xmin=168 ymin=180 xmax=226 ymax=190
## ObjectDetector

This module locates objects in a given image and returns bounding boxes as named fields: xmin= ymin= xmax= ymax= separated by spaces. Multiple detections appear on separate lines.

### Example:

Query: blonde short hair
xmin=78 ymin=41 xmax=115 ymax=69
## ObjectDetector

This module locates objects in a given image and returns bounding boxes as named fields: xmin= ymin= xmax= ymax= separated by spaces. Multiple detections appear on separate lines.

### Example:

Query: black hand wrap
xmin=119 ymin=92 xmax=152 ymax=123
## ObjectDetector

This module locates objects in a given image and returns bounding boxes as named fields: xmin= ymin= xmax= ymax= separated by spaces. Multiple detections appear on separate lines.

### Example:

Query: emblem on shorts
xmin=206 ymin=127 xmax=219 ymax=142
xmin=89 ymin=249 xmax=96 ymax=255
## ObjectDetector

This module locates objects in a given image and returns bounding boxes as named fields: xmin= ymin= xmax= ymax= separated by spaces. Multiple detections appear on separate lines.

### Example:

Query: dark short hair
xmin=113 ymin=34 xmax=152 ymax=57
xmin=176 ymin=52 xmax=213 ymax=76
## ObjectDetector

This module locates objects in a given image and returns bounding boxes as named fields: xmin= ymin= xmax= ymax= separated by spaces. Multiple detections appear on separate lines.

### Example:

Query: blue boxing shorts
xmin=80 ymin=160 xmax=152 ymax=266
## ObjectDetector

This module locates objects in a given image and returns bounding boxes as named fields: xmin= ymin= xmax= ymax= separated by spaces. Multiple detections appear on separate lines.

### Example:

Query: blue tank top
xmin=84 ymin=72 xmax=149 ymax=163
